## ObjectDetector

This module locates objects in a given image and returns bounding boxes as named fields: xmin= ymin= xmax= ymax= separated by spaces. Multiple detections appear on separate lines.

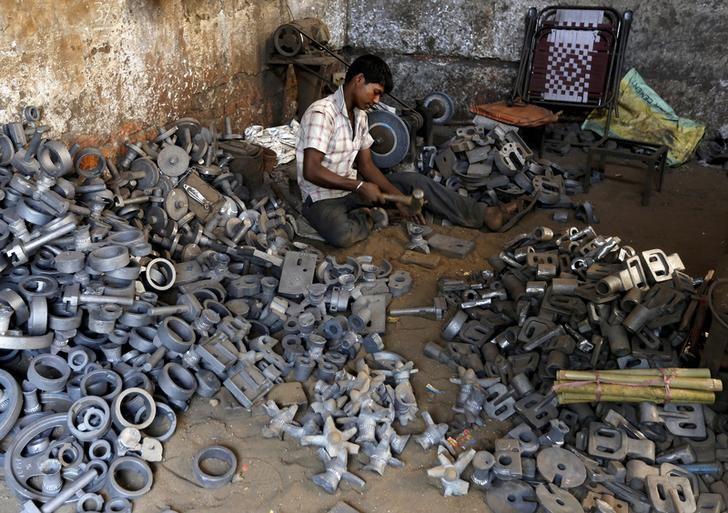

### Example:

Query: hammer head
xmin=409 ymin=188 xmax=425 ymax=213
xmin=380 ymin=188 xmax=426 ymax=216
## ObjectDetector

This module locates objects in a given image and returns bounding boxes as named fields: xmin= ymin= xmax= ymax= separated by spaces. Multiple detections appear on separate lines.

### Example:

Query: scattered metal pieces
xmin=417 ymin=224 xmax=726 ymax=511
xmin=426 ymin=123 xmax=590 ymax=221
xmin=0 ymin=107 xmax=424 ymax=508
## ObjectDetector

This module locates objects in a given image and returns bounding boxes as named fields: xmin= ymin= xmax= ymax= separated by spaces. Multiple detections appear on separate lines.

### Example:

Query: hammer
xmin=379 ymin=188 xmax=425 ymax=216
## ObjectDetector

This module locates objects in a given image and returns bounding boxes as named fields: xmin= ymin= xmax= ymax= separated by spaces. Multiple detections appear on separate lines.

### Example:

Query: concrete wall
xmin=1 ymin=0 xmax=723 ymax=148
xmin=0 ymin=0 xmax=318 ymax=150
xmin=347 ymin=0 xmax=728 ymax=130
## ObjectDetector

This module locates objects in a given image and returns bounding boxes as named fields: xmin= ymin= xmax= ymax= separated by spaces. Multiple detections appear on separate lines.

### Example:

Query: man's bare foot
xmin=483 ymin=206 xmax=504 ymax=231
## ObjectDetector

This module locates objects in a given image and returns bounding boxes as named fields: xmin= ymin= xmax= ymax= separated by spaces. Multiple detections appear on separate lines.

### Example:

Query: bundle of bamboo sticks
xmin=552 ymin=368 xmax=722 ymax=404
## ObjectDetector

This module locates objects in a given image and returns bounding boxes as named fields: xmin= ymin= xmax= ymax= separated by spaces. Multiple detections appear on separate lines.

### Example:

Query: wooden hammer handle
xmin=379 ymin=193 xmax=412 ymax=205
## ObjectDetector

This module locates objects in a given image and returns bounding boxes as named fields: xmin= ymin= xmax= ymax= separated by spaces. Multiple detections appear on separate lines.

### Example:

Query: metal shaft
xmin=80 ymin=294 xmax=135 ymax=307
xmin=148 ymin=304 xmax=190 ymax=316
xmin=25 ymin=222 xmax=77 ymax=252
xmin=390 ymin=306 xmax=437 ymax=316
xmin=42 ymin=468 xmax=98 ymax=512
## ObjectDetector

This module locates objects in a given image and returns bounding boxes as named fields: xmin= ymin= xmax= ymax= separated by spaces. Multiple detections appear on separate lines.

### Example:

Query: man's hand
xmin=396 ymin=203 xmax=427 ymax=225
xmin=356 ymin=181 xmax=383 ymax=203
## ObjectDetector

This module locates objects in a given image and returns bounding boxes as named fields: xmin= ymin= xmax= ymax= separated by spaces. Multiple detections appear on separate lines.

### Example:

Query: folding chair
xmin=514 ymin=7 xmax=627 ymax=119
xmin=473 ymin=7 xmax=668 ymax=205
xmin=475 ymin=7 xmax=628 ymax=144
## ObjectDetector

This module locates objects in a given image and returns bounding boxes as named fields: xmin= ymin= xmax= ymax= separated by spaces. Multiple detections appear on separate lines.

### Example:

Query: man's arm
xmin=355 ymin=146 xmax=427 ymax=224
xmin=355 ymin=147 xmax=402 ymax=196
xmin=303 ymin=148 xmax=382 ymax=202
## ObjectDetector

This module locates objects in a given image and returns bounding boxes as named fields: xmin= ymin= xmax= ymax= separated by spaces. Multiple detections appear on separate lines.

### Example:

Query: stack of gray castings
xmin=417 ymin=225 xmax=728 ymax=511
xmin=426 ymin=125 xmax=596 ymax=224
xmin=0 ymin=107 xmax=420 ymax=511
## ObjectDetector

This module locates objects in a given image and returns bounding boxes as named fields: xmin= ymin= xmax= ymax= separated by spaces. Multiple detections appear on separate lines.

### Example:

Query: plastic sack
xmin=244 ymin=119 xmax=300 ymax=166
xmin=582 ymin=68 xmax=705 ymax=166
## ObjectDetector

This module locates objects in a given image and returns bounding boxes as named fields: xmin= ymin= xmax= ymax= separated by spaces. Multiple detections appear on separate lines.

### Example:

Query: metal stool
xmin=585 ymin=137 xmax=668 ymax=206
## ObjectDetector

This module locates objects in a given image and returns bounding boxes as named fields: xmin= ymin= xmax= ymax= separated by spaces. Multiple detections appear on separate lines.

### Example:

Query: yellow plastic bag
xmin=583 ymin=68 xmax=705 ymax=166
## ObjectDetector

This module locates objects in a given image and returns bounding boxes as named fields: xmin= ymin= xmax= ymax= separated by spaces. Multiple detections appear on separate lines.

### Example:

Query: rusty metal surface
xmin=0 ymin=0 xmax=293 ymax=151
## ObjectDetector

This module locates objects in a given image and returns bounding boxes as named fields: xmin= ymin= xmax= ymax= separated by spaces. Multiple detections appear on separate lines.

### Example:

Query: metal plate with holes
xmin=493 ymin=438 xmax=522 ymax=480
xmin=536 ymin=483 xmax=585 ymax=513
xmin=483 ymin=384 xmax=516 ymax=421
xmin=515 ymin=392 xmax=558 ymax=430
xmin=536 ymin=447 xmax=586 ymax=488
xmin=361 ymin=294 xmax=389 ymax=334
xmin=588 ymin=422 xmax=655 ymax=462
xmin=486 ymin=480 xmax=538 ymax=513
xmin=641 ymin=249 xmax=684 ymax=283
xmin=278 ymin=251 xmax=317 ymax=298
xmin=435 ymin=147 xmax=456 ymax=178
xmin=426 ymin=233 xmax=474 ymax=258
xmin=646 ymin=475 xmax=695 ymax=513
xmin=658 ymin=404 xmax=706 ymax=439
xmin=506 ymin=423 xmax=540 ymax=456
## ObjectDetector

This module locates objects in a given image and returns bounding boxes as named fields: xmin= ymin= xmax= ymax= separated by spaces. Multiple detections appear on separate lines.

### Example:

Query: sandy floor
xmin=2 ymin=157 xmax=725 ymax=513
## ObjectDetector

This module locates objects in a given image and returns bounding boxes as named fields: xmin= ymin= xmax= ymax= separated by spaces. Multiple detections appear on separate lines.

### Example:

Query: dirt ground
xmin=3 ymin=157 xmax=725 ymax=513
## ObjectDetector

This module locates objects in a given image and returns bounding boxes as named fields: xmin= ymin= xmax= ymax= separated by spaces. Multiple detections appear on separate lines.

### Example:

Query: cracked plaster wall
xmin=347 ymin=0 xmax=728 ymax=130
xmin=1 ymin=0 xmax=723 ymax=151
xmin=0 ymin=0 xmax=336 ymax=150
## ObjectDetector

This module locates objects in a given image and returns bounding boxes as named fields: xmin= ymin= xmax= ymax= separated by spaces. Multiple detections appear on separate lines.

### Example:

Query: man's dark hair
xmin=345 ymin=54 xmax=393 ymax=94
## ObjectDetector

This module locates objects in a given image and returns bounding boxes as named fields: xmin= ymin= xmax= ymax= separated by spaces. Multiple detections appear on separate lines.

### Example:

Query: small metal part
xmin=192 ymin=445 xmax=238 ymax=488
xmin=407 ymin=224 xmax=430 ymax=254
xmin=536 ymin=483 xmax=585 ymax=513
xmin=646 ymin=475 xmax=696 ymax=513
xmin=112 ymin=387 xmax=156 ymax=430
xmin=67 ymin=395 xmax=112 ymax=442
xmin=588 ymin=422 xmax=656 ymax=462
xmin=415 ymin=411 xmax=448 ymax=450
xmin=493 ymin=438 xmax=522 ymax=480
xmin=157 ymin=144 xmax=190 ymax=176
xmin=107 ymin=456 xmax=153 ymax=499
xmin=388 ymin=270 xmax=413 ymax=297
xmin=390 ymin=296 xmax=447 ymax=320
xmin=427 ymin=447 xmax=475 ymax=496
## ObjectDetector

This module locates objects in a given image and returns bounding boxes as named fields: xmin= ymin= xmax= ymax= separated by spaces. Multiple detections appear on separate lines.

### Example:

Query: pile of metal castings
xmin=0 ymin=107 xmax=418 ymax=511
xmin=425 ymin=125 xmax=598 ymax=224
xmin=261 ymin=352 xmax=419 ymax=493
xmin=257 ymin=254 xmax=420 ymax=494
xmin=543 ymin=122 xmax=599 ymax=156
xmin=417 ymin=225 xmax=728 ymax=509
xmin=695 ymin=127 xmax=728 ymax=170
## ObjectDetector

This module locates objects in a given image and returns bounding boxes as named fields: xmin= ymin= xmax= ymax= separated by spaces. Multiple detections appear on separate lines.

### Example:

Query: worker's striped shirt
xmin=296 ymin=86 xmax=374 ymax=203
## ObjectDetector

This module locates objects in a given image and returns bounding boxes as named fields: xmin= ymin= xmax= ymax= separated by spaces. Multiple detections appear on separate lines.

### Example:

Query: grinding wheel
xmin=367 ymin=109 xmax=410 ymax=169
xmin=423 ymin=92 xmax=455 ymax=125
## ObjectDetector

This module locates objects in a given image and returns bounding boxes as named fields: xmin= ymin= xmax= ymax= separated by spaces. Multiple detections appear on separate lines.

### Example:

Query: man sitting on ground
xmin=296 ymin=54 xmax=506 ymax=248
